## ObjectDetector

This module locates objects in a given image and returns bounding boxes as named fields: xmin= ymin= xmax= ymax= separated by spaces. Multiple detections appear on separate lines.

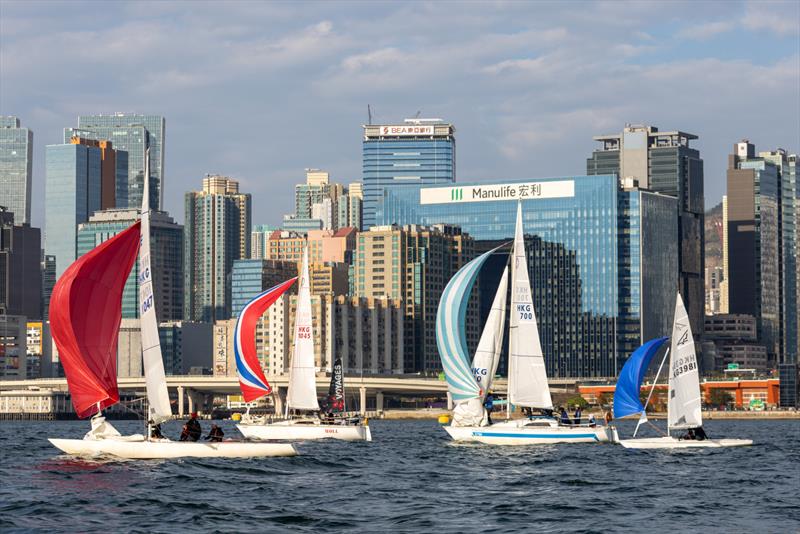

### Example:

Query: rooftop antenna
xmin=367 ymin=104 xmax=372 ymax=125
xmin=414 ymin=110 xmax=421 ymax=119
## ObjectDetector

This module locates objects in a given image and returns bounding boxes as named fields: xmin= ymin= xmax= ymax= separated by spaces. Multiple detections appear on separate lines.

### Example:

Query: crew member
xmin=484 ymin=393 xmax=495 ymax=425
xmin=205 ymin=424 xmax=224 ymax=442
xmin=180 ymin=412 xmax=202 ymax=442
xmin=560 ymin=407 xmax=571 ymax=426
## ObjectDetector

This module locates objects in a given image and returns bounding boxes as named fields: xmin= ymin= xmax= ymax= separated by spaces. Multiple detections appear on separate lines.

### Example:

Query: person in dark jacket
xmin=693 ymin=426 xmax=708 ymax=440
xmin=149 ymin=420 xmax=164 ymax=439
xmin=573 ymin=406 xmax=583 ymax=425
xmin=559 ymin=407 xmax=571 ymax=426
xmin=180 ymin=413 xmax=202 ymax=442
xmin=205 ymin=424 xmax=224 ymax=442
xmin=484 ymin=393 xmax=495 ymax=425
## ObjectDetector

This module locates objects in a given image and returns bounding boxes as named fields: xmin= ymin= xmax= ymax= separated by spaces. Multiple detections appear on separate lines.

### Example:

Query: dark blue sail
xmin=613 ymin=337 xmax=669 ymax=419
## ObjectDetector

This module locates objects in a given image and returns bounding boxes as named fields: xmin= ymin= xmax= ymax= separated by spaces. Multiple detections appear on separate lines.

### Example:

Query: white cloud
xmin=677 ymin=21 xmax=736 ymax=40
xmin=741 ymin=1 xmax=800 ymax=36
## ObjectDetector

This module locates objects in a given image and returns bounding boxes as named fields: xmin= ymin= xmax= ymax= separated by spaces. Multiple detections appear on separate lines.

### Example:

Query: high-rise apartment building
xmin=77 ymin=208 xmax=183 ymax=320
xmin=66 ymin=113 xmax=165 ymax=209
xmin=69 ymin=136 xmax=128 ymax=209
xmin=0 ymin=117 xmax=33 ymax=224
xmin=284 ymin=169 xmax=349 ymax=231
xmin=40 ymin=254 xmax=55 ymax=321
xmin=363 ymin=119 xmax=455 ymax=229
xmin=0 ymin=315 xmax=27 ymax=379
xmin=251 ymin=224 xmax=278 ymax=259
xmin=231 ymin=259 xmax=298 ymax=317
xmin=353 ymin=224 xmax=475 ymax=372
xmin=587 ymin=124 xmax=705 ymax=336
xmin=0 ymin=208 xmax=42 ymax=319
xmin=184 ymin=176 xmax=251 ymax=322
xmin=45 ymin=142 xmax=101 ymax=279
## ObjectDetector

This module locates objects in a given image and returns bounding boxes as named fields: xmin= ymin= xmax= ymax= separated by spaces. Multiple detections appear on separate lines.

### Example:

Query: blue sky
xmin=1 ymin=0 xmax=798 ymax=228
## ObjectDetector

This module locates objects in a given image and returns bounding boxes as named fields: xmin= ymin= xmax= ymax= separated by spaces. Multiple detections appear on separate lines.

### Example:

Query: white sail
xmin=471 ymin=266 xmax=508 ymax=398
xmin=139 ymin=149 xmax=172 ymax=424
xmin=286 ymin=247 xmax=320 ymax=412
xmin=508 ymin=202 xmax=553 ymax=410
xmin=667 ymin=293 xmax=702 ymax=430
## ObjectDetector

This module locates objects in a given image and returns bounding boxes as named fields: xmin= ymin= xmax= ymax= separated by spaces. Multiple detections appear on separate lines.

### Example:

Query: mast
xmin=139 ymin=148 xmax=172 ymax=425
xmin=286 ymin=246 xmax=321 ymax=413
xmin=667 ymin=293 xmax=702 ymax=433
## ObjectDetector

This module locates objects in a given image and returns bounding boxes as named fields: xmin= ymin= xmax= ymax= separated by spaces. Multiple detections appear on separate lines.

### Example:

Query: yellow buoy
xmin=438 ymin=414 xmax=451 ymax=425
xmin=231 ymin=412 xmax=242 ymax=421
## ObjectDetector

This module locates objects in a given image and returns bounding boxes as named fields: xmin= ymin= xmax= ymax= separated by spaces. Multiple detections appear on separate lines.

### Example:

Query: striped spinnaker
xmin=436 ymin=246 xmax=504 ymax=402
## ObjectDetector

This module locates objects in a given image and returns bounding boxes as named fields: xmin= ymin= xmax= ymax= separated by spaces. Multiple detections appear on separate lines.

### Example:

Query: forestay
xmin=286 ymin=247 xmax=321 ymax=412
xmin=668 ymin=293 xmax=703 ymax=430
xmin=508 ymin=202 xmax=553 ymax=410
xmin=138 ymin=153 xmax=172 ymax=424
xmin=613 ymin=336 xmax=669 ymax=419
xmin=235 ymin=278 xmax=297 ymax=402
xmin=471 ymin=266 xmax=508 ymax=398
xmin=49 ymin=221 xmax=141 ymax=418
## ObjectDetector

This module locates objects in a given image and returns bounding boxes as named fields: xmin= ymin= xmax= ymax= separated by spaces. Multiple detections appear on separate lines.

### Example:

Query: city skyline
xmin=2 ymin=1 xmax=798 ymax=229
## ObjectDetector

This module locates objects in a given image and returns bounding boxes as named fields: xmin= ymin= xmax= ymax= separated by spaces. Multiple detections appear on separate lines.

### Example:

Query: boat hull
xmin=48 ymin=438 xmax=297 ymax=459
xmin=618 ymin=436 xmax=753 ymax=449
xmin=237 ymin=420 xmax=372 ymax=442
xmin=444 ymin=421 xmax=610 ymax=445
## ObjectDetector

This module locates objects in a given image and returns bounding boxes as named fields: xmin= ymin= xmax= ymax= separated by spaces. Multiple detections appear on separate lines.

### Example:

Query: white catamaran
xmin=439 ymin=202 xmax=610 ymax=445
xmin=614 ymin=293 xmax=753 ymax=449
xmin=49 ymin=155 xmax=296 ymax=459
xmin=237 ymin=247 xmax=372 ymax=442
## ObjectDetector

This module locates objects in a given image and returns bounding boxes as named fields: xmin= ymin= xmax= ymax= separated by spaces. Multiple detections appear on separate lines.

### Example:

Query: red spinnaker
xmin=49 ymin=221 xmax=142 ymax=418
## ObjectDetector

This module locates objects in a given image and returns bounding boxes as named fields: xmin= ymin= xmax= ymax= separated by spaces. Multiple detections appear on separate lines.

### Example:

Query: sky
xmin=1 ymin=0 xmax=798 ymax=229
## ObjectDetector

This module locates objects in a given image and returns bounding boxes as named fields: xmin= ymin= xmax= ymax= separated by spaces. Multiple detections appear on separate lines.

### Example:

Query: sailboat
xmin=237 ymin=247 xmax=372 ymax=442
xmin=439 ymin=202 xmax=610 ymax=445
xmin=48 ymin=155 xmax=296 ymax=459
xmin=614 ymin=293 xmax=753 ymax=449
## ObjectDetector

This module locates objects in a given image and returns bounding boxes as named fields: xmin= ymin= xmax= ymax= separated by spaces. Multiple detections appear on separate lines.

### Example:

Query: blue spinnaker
xmin=613 ymin=336 xmax=669 ymax=419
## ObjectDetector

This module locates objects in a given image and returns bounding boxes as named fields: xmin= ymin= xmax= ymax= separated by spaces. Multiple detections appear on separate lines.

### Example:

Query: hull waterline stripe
xmin=471 ymin=431 xmax=599 ymax=441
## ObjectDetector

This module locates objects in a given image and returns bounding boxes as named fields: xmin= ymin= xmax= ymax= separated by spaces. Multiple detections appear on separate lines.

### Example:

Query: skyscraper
xmin=727 ymin=141 xmax=781 ymax=360
xmin=0 ymin=117 xmax=33 ymax=224
xmin=77 ymin=208 xmax=183 ymax=321
xmin=69 ymin=136 xmax=128 ymax=210
xmin=587 ymin=124 xmax=705 ymax=335
xmin=0 ymin=207 xmax=42 ymax=319
xmin=66 ymin=113 xmax=165 ymax=209
xmin=45 ymin=142 xmax=101 ymax=279
xmin=363 ymin=119 xmax=455 ymax=229
xmin=184 ymin=176 xmax=251 ymax=322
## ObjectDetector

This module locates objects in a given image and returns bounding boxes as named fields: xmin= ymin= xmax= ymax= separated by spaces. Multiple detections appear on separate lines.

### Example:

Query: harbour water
xmin=0 ymin=418 xmax=798 ymax=533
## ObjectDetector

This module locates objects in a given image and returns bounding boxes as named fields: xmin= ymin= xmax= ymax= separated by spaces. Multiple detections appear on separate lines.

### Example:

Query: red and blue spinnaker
xmin=235 ymin=278 xmax=297 ymax=402
xmin=49 ymin=221 xmax=142 ymax=418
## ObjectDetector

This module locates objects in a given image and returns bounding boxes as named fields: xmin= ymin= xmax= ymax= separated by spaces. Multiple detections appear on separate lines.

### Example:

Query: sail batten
xmin=286 ymin=248 xmax=321 ymax=412
xmin=50 ymin=221 xmax=142 ymax=418
xmin=234 ymin=278 xmax=297 ymax=402
xmin=668 ymin=293 xmax=702 ymax=430
xmin=508 ymin=203 xmax=552 ymax=409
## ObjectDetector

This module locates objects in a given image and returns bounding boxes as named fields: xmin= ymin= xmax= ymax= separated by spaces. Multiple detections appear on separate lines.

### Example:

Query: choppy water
xmin=0 ymin=418 xmax=798 ymax=533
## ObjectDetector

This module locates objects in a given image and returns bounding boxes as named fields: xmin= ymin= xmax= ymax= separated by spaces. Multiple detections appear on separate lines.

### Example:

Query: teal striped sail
xmin=436 ymin=247 xmax=502 ymax=402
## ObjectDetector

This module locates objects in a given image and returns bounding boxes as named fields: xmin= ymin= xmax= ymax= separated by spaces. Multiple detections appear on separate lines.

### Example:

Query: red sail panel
xmin=49 ymin=221 xmax=142 ymax=418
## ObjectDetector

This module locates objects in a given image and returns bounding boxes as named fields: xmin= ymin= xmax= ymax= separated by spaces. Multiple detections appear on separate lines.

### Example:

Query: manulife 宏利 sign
xmin=419 ymin=180 xmax=575 ymax=205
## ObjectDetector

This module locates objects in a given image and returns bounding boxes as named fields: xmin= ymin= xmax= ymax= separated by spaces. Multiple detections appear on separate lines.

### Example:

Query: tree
xmin=596 ymin=392 xmax=610 ymax=407
xmin=566 ymin=395 xmax=588 ymax=408
xmin=708 ymin=389 xmax=733 ymax=408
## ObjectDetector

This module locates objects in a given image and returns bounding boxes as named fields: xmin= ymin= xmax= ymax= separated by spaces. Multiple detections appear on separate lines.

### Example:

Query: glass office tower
xmin=45 ymin=143 xmax=102 ymax=280
xmin=66 ymin=113 xmax=165 ymax=210
xmin=0 ymin=117 xmax=33 ymax=224
xmin=376 ymin=175 xmax=677 ymax=377
xmin=362 ymin=119 xmax=455 ymax=229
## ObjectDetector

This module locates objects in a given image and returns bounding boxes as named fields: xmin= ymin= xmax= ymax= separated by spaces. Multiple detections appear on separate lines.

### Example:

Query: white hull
xmin=237 ymin=420 xmax=372 ymax=442
xmin=49 ymin=437 xmax=297 ymax=459
xmin=444 ymin=419 xmax=610 ymax=445
xmin=618 ymin=436 xmax=753 ymax=449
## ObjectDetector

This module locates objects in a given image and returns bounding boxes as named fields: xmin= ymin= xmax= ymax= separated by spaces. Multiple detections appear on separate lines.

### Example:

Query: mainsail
xmin=508 ymin=202 xmax=552 ymax=410
xmin=234 ymin=278 xmax=298 ymax=402
xmin=613 ymin=336 xmax=670 ymax=419
xmin=138 ymin=152 xmax=172 ymax=424
xmin=327 ymin=358 xmax=345 ymax=412
xmin=286 ymin=247 xmax=321 ymax=412
xmin=667 ymin=293 xmax=703 ymax=430
xmin=471 ymin=266 xmax=508 ymax=398
xmin=49 ymin=221 xmax=141 ymax=418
